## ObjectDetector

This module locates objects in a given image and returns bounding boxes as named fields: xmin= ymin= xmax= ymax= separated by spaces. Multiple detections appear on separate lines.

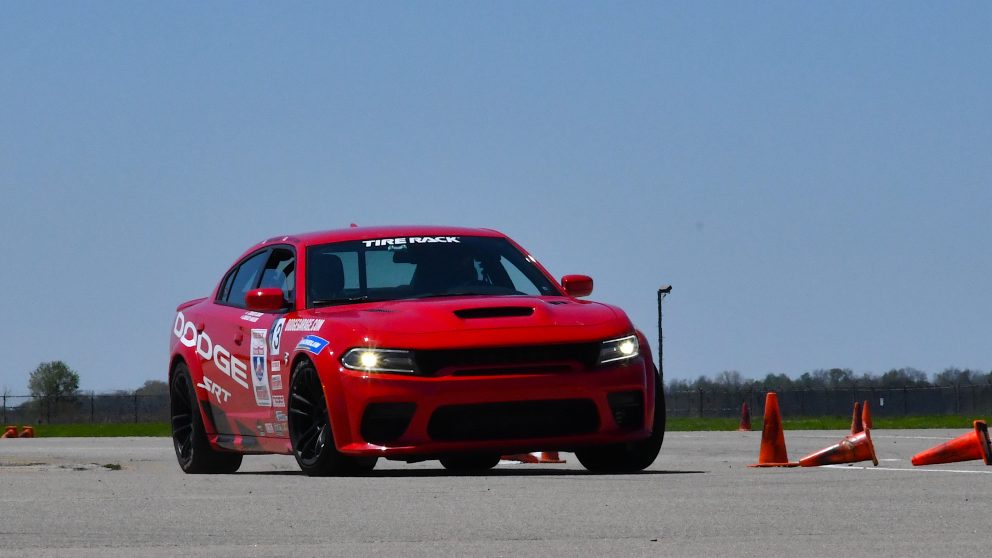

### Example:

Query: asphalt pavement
xmin=1 ymin=429 xmax=989 ymax=557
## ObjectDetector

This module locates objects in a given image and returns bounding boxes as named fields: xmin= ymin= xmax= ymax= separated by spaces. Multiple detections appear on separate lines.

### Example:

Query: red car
xmin=169 ymin=226 xmax=664 ymax=475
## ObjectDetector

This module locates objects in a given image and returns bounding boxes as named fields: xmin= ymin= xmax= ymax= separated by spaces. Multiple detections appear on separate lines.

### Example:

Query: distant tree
xmin=714 ymin=370 xmax=743 ymax=389
xmin=933 ymin=367 xmax=985 ymax=386
xmin=28 ymin=361 xmax=80 ymax=398
xmin=879 ymin=367 xmax=929 ymax=387
xmin=135 ymin=380 xmax=168 ymax=396
xmin=761 ymin=373 xmax=794 ymax=391
xmin=667 ymin=378 xmax=692 ymax=392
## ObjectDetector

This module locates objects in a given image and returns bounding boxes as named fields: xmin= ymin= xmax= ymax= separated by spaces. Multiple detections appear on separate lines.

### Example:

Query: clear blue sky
xmin=1 ymin=2 xmax=989 ymax=393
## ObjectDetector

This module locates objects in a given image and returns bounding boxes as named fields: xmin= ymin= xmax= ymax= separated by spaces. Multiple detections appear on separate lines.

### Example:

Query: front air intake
xmin=453 ymin=307 xmax=534 ymax=319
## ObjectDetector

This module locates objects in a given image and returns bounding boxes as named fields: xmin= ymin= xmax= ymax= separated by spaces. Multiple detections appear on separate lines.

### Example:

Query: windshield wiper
xmin=311 ymin=296 xmax=371 ymax=307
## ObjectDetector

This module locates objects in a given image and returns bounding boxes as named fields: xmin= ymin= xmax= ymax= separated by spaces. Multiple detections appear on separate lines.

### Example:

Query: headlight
xmin=597 ymin=335 xmax=640 ymax=365
xmin=341 ymin=348 xmax=419 ymax=374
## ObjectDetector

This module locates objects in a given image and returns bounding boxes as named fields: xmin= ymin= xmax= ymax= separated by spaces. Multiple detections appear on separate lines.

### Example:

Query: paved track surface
xmin=1 ymin=429 xmax=989 ymax=557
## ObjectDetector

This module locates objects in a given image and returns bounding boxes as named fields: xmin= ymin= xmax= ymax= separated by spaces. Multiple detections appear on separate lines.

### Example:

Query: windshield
xmin=306 ymin=236 xmax=561 ymax=307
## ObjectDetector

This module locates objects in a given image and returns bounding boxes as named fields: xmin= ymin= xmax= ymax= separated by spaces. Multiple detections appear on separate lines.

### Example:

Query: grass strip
xmin=6 ymin=415 xmax=988 ymax=437
xmin=20 ymin=422 xmax=171 ymax=437
xmin=667 ymin=414 xmax=990 ymax=431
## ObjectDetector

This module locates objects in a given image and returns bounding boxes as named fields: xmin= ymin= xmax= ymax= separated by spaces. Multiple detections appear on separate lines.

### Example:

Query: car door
xmin=206 ymin=247 xmax=295 ymax=440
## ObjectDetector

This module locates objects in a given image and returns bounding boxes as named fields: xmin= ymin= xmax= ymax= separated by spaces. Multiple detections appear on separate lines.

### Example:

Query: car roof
xmin=260 ymin=225 xmax=506 ymax=248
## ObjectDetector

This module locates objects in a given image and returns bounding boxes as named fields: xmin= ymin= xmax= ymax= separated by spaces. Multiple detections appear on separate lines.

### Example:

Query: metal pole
xmin=656 ymin=285 xmax=672 ymax=381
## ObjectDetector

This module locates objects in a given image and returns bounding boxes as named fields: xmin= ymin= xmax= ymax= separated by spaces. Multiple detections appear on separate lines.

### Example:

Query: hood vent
xmin=454 ymin=306 xmax=534 ymax=319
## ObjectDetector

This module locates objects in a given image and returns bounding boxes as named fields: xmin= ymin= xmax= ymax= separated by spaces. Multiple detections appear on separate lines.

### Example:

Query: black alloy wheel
xmin=288 ymin=360 xmax=376 ymax=476
xmin=575 ymin=366 xmax=666 ymax=473
xmin=170 ymin=362 xmax=242 ymax=474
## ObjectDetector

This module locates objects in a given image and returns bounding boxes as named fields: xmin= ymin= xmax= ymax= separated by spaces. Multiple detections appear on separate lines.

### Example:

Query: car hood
xmin=307 ymin=296 xmax=632 ymax=348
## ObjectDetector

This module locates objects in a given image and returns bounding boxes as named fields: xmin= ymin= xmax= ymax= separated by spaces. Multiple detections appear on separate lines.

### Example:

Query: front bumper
xmin=323 ymin=358 xmax=654 ymax=457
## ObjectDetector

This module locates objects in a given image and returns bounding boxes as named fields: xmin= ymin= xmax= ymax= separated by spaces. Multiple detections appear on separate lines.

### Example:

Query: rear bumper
xmin=325 ymin=358 xmax=654 ymax=457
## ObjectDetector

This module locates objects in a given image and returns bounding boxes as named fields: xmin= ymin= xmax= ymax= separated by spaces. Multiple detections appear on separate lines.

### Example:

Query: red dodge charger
xmin=169 ymin=226 xmax=664 ymax=475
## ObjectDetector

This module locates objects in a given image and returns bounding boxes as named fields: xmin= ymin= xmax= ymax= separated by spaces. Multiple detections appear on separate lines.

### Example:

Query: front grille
xmin=414 ymin=343 xmax=600 ymax=376
xmin=427 ymin=399 xmax=599 ymax=441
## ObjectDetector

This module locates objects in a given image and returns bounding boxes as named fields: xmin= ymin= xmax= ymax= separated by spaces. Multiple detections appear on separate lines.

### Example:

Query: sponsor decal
xmin=270 ymin=374 xmax=282 ymax=391
xmin=196 ymin=376 xmax=231 ymax=404
xmin=272 ymin=395 xmax=285 ymax=408
xmin=256 ymin=421 xmax=265 ymax=435
xmin=250 ymin=329 xmax=272 ymax=407
xmin=284 ymin=318 xmax=325 ymax=332
xmin=274 ymin=411 xmax=288 ymax=422
xmin=271 ymin=361 xmax=281 ymax=373
xmin=362 ymin=236 xmax=460 ymax=248
xmin=273 ymin=423 xmax=284 ymax=435
xmin=269 ymin=318 xmax=286 ymax=353
xmin=173 ymin=312 xmax=249 ymax=390
xmin=240 ymin=311 xmax=264 ymax=323
xmin=297 ymin=335 xmax=329 ymax=355
xmin=264 ymin=423 xmax=275 ymax=434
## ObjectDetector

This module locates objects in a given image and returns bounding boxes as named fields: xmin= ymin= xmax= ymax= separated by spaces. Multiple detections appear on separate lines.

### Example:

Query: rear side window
xmin=219 ymin=251 xmax=269 ymax=307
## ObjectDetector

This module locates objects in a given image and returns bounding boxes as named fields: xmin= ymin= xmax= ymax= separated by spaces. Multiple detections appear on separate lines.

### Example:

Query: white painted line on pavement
xmin=822 ymin=464 xmax=992 ymax=474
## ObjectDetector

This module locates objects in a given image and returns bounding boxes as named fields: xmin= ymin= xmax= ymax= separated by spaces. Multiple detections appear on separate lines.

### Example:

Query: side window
xmin=222 ymin=251 xmax=269 ymax=307
xmin=258 ymin=248 xmax=296 ymax=307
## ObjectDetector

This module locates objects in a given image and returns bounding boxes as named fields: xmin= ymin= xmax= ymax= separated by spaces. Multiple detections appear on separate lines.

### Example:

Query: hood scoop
xmin=454 ymin=306 xmax=534 ymax=319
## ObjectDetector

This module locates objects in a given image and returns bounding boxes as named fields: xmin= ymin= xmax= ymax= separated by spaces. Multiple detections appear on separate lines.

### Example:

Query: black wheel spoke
xmin=173 ymin=423 xmax=192 ymax=435
xmin=296 ymin=423 xmax=319 ymax=457
xmin=292 ymin=392 xmax=313 ymax=409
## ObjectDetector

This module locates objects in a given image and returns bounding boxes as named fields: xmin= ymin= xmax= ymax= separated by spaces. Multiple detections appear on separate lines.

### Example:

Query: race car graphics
xmin=296 ymin=335 xmax=329 ymax=355
xmin=240 ymin=311 xmax=264 ymax=323
xmin=362 ymin=236 xmax=460 ymax=247
xmin=284 ymin=319 xmax=325 ymax=332
xmin=197 ymin=376 xmax=231 ymax=404
xmin=174 ymin=311 xmax=249 ymax=390
xmin=272 ymin=395 xmax=285 ymax=408
xmin=270 ymin=374 xmax=282 ymax=390
xmin=269 ymin=318 xmax=285 ymax=353
xmin=250 ymin=329 xmax=272 ymax=407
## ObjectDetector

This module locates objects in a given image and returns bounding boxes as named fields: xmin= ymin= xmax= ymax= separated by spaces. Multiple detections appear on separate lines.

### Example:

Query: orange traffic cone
xmin=1 ymin=426 xmax=18 ymax=438
xmin=799 ymin=430 xmax=878 ymax=467
xmin=862 ymin=400 xmax=873 ymax=430
xmin=850 ymin=401 xmax=864 ymax=434
xmin=911 ymin=420 xmax=992 ymax=466
xmin=749 ymin=392 xmax=798 ymax=467
xmin=538 ymin=451 xmax=565 ymax=464
xmin=738 ymin=402 xmax=752 ymax=432
xmin=501 ymin=453 xmax=540 ymax=463
xmin=18 ymin=426 xmax=34 ymax=438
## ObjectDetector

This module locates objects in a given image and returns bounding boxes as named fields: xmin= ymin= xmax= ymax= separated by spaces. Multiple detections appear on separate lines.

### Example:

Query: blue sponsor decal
xmin=297 ymin=335 xmax=329 ymax=355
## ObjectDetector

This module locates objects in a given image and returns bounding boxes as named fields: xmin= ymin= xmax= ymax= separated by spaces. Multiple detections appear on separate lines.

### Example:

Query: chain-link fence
xmin=2 ymin=394 xmax=169 ymax=425
xmin=666 ymin=384 xmax=992 ymax=418
xmin=4 ymin=385 xmax=992 ymax=425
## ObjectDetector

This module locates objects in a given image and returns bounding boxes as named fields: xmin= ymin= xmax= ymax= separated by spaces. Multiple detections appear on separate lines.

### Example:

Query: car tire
xmin=170 ymin=362 xmax=243 ymax=474
xmin=575 ymin=366 xmax=666 ymax=473
xmin=288 ymin=360 xmax=377 ymax=476
xmin=439 ymin=453 xmax=501 ymax=472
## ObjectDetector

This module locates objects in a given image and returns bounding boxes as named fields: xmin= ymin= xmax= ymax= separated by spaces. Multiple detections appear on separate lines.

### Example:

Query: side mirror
xmin=561 ymin=275 xmax=593 ymax=298
xmin=245 ymin=288 xmax=287 ymax=312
